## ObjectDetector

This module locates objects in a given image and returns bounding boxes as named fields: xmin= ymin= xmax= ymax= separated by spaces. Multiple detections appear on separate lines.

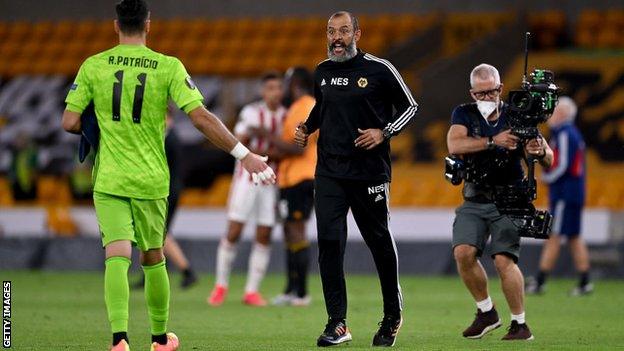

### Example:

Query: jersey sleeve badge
xmin=185 ymin=76 xmax=197 ymax=90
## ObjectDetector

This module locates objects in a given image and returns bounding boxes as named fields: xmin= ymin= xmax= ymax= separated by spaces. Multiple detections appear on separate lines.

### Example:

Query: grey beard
xmin=327 ymin=41 xmax=357 ymax=62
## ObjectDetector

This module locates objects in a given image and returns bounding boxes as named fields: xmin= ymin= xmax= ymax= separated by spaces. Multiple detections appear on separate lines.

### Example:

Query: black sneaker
xmin=502 ymin=320 xmax=534 ymax=340
xmin=525 ymin=276 xmax=545 ymax=295
xmin=180 ymin=270 xmax=198 ymax=289
xmin=317 ymin=319 xmax=352 ymax=347
xmin=372 ymin=315 xmax=402 ymax=347
xmin=462 ymin=307 xmax=501 ymax=339
xmin=569 ymin=283 xmax=594 ymax=297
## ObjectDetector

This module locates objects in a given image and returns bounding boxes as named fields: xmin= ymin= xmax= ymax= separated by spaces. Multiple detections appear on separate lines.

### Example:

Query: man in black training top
xmin=295 ymin=11 xmax=418 ymax=348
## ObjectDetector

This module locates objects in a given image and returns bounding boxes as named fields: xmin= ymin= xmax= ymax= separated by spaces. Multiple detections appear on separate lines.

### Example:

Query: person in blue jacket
xmin=526 ymin=96 xmax=592 ymax=296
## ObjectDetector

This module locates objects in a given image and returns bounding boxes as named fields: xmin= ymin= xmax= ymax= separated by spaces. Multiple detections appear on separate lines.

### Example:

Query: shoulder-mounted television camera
xmin=506 ymin=33 xmax=560 ymax=141
xmin=506 ymin=69 xmax=559 ymax=140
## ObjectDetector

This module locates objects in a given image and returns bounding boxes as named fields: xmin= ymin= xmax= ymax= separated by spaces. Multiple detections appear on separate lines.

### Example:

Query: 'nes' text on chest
xmin=330 ymin=77 xmax=349 ymax=86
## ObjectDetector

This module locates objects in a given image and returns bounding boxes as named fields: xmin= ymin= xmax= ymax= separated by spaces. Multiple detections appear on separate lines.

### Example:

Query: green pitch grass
xmin=4 ymin=271 xmax=624 ymax=350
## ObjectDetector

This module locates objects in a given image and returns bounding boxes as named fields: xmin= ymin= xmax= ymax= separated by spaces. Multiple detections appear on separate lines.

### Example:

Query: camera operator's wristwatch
xmin=486 ymin=136 xmax=495 ymax=150
xmin=382 ymin=127 xmax=392 ymax=140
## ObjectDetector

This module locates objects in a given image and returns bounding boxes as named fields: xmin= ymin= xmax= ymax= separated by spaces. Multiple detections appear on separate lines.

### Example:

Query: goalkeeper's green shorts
xmin=94 ymin=191 xmax=168 ymax=251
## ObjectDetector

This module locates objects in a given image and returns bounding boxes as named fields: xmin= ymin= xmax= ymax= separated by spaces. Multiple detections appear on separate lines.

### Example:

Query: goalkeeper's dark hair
xmin=115 ymin=0 xmax=149 ymax=35
xmin=286 ymin=66 xmax=313 ymax=95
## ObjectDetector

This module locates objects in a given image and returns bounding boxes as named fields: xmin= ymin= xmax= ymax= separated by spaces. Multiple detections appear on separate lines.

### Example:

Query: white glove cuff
xmin=230 ymin=142 xmax=250 ymax=160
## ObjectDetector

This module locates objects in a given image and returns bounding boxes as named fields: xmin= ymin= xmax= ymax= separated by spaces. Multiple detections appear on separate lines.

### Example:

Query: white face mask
xmin=476 ymin=99 xmax=499 ymax=119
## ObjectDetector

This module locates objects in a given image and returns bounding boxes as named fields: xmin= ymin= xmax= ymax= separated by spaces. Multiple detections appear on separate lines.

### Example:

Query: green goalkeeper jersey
xmin=65 ymin=44 xmax=204 ymax=199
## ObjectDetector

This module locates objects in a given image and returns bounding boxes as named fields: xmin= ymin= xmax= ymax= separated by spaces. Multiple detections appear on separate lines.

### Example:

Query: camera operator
xmin=446 ymin=63 xmax=553 ymax=341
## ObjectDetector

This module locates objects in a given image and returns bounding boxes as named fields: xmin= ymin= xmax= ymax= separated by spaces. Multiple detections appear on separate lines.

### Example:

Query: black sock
xmin=284 ymin=249 xmax=296 ymax=294
xmin=182 ymin=268 xmax=193 ymax=277
xmin=536 ymin=270 xmax=548 ymax=287
xmin=152 ymin=334 xmax=168 ymax=345
xmin=293 ymin=246 xmax=310 ymax=298
xmin=112 ymin=332 xmax=128 ymax=346
xmin=579 ymin=271 xmax=590 ymax=287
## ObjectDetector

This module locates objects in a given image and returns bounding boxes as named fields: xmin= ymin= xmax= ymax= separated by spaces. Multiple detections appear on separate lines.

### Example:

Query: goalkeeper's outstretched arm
xmin=187 ymin=105 xmax=276 ymax=185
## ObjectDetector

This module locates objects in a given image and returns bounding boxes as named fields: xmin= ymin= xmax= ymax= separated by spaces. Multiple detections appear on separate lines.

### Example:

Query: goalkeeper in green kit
xmin=62 ymin=1 xmax=275 ymax=350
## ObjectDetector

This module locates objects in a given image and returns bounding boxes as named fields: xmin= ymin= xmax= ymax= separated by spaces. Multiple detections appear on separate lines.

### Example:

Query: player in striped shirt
xmin=208 ymin=72 xmax=287 ymax=307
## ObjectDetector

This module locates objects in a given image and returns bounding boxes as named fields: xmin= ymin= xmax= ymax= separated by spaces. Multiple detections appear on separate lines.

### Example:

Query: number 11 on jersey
xmin=112 ymin=70 xmax=147 ymax=124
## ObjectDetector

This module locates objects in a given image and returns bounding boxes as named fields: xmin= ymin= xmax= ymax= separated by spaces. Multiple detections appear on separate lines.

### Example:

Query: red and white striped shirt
xmin=233 ymin=100 xmax=286 ymax=182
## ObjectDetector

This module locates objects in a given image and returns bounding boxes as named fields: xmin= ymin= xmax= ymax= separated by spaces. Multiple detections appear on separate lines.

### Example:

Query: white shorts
xmin=227 ymin=175 xmax=277 ymax=227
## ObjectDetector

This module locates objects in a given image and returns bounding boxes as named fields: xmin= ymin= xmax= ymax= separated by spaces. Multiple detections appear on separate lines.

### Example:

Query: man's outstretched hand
xmin=241 ymin=153 xmax=276 ymax=185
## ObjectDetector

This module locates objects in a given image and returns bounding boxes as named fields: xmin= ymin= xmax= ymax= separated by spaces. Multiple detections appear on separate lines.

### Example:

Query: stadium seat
xmin=51 ymin=20 xmax=75 ymax=42
xmin=37 ymin=176 xmax=73 ymax=206
xmin=46 ymin=206 xmax=78 ymax=237
xmin=204 ymin=174 xmax=232 ymax=206
xmin=179 ymin=188 xmax=208 ymax=207
xmin=74 ymin=21 xmax=98 ymax=41
xmin=0 ymin=177 xmax=14 ymax=206
xmin=529 ymin=11 xmax=566 ymax=49
xmin=0 ymin=15 xmax=441 ymax=76
xmin=31 ymin=21 xmax=54 ymax=42
xmin=0 ymin=22 xmax=7 ymax=40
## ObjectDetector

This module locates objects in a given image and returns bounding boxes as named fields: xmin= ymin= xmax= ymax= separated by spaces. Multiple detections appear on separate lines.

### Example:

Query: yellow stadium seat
xmin=168 ymin=18 xmax=188 ymax=36
xmin=148 ymin=18 xmax=166 ymax=39
xmin=151 ymin=37 xmax=178 ymax=55
xmin=245 ymin=38 xmax=267 ymax=57
xmin=361 ymin=33 xmax=386 ymax=53
xmin=234 ymin=18 xmax=255 ymax=38
xmin=39 ymin=41 xmax=65 ymax=63
xmin=37 ymin=176 xmax=72 ymax=206
xmin=88 ymin=38 xmax=117 ymax=55
xmin=597 ymin=27 xmax=619 ymax=49
xmin=0 ymin=177 xmax=14 ymax=206
xmin=179 ymin=188 xmax=208 ymax=207
xmin=0 ymin=22 xmax=7 ymax=39
xmin=50 ymin=20 xmax=74 ymax=42
xmin=205 ymin=175 xmax=233 ymax=206
xmin=17 ymin=41 xmax=41 ymax=60
xmin=5 ymin=60 xmax=31 ymax=77
xmin=185 ymin=56 xmax=205 ymax=75
xmin=575 ymin=27 xmax=594 ymax=48
xmin=31 ymin=21 xmax=54 ymax=42
xmin=31 ymin=60 xmax=55 ymax=75
xmin=186 ymin=19 xmax=210 ymax=39
xmin=5 ymin=21 xmax=32 ymax=42
xmin=212 ymin=57 xmax=239 ymax=76
xmin=210 ymin=18 xmax=232 ymax=37
xmin=46 ymin=206 xmax=78 ymax=237
xmin=0 ymin=41 xmax=21 ymax=62
xmin=73 ymin=21 xmax=97 ymax=41
xmin=220 ymin=37 xmax=247 ymax=56
xmin=237 ymin=55 xmax=261 ymax=76
xmin=578 ymin=9 xmax=602 ymax=28
xmin=254 ymin=18 xmax=280 ymax=38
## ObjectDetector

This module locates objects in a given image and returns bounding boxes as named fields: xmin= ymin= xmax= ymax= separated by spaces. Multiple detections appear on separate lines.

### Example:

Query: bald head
xmin=548 ymin=96 xmax=577 ymax=127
